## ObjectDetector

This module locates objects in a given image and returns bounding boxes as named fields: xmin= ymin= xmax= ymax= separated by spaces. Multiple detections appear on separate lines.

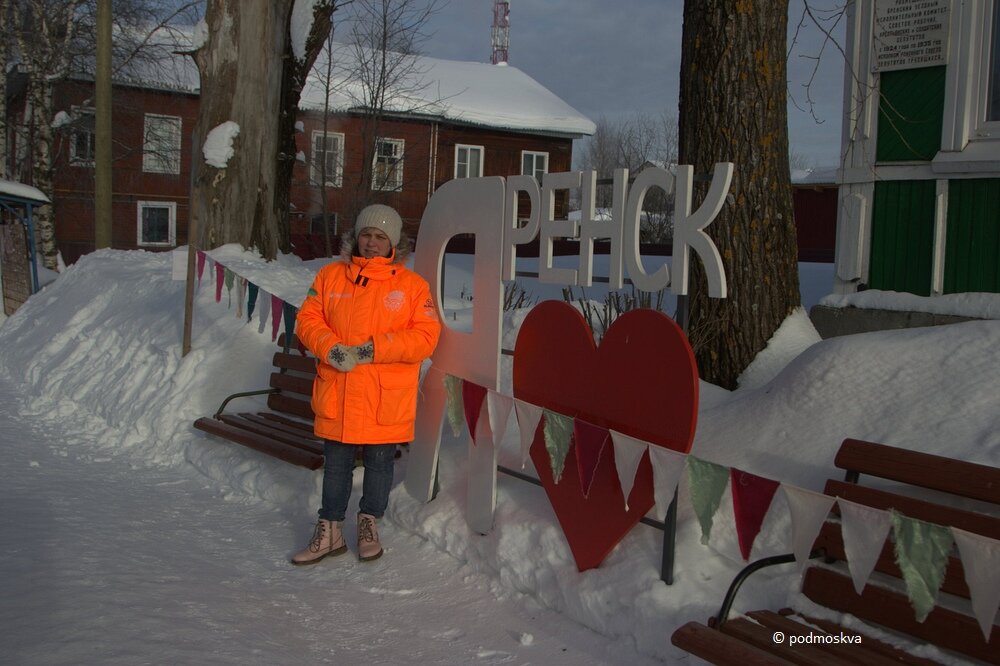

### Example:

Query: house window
xmin=372 ymin=138 xmax=404 ymax=191
xmin=70 ymin=108 xmax=96 ymax=166
xmin=455 ymin=144 xmax=483 ymax=178
xmin=143 ymin=114 xmax=182 ymax=174
xmin=522 ymin=151 xmax=548 ymax=180
xmin=137 ymin=201 xmax=176 ymax=247
xmin=989 ymin=1 xmax=1000 ymax=122
xmin=310 ymin=213 xmax=339 ymax=237
xmin=311 ymin=131 xmax=344 ymax=187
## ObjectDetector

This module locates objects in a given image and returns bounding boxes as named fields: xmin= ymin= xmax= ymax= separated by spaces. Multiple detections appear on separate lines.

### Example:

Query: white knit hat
xmin=354 ymin=204 xmax=402 ymax=247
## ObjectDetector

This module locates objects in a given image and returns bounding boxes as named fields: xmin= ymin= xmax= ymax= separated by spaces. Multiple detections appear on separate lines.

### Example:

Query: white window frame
xmin=310 ymin=130 xmax=344 ymax=187
xmin=136 ymin=201 xmax=177 ymax=247
xmin=142 ymin=114 xmax=182 ymax=175
xmin=69 ymin=107 xmax=96 ymax=167
xmin=454 ymin=144 xmax=484 ymax=178
xmin=981 ymin=0 xmax=1000 ymax=129
xmin=521 ymin=150 xmax=548 ymax=180
xmin=936 ymin=0 xmax=1000 ymax=162
xmin=372 ymin=137 xmax=404 ymax=191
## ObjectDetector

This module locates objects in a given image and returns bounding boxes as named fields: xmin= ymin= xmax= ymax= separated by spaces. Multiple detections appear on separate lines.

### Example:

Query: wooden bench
xmin=194 ymin=334 xmax=324 ymax=470
xmin=672 ymin=437 xmax=1000 ymax=665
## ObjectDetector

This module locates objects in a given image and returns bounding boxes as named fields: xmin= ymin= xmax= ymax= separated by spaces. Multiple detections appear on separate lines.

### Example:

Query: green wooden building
xmin=834 ymin=0 xmax=1000 ymax=297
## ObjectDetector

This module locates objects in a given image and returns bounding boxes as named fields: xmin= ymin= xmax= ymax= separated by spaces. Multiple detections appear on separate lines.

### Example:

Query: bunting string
xmin=195 ymin=251 xmax=301 ymax=344
xmin=439 ymin=371 xmax=1000 ymax=631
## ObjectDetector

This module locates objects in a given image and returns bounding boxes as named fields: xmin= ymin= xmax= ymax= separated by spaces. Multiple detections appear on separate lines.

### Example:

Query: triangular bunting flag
xmin=247 ymin=282 xmax=259 ymax=322
xmin=838 ymin=499 xmax=893 ymax=595
xmin=282 ymin=302 xmax=297 ymax=344
xmin=648 ymin=446 xmax=687 ymax=520
xmin=686 ymin=456 xmax=729 ymax=545
xmin=781 ymin=485 xmax=836 ymax=571
xmin=891 ymin=511 xmax=952 ymax=623
xmin=196 ymin=251 xmax=206 ymax=283
xmin=256 ymin=288 xmax=271 ymax=335
xmin=486 ymin=390 xmax=513 ymax=450
xmin=236 ymin=277 xmax=247 ymax=319
xmin=542 ymin=409 xmax=573 ymax=484
xmin=462 ymin=381 xmax=488 ymax=443
xmin=573 ymin=420 xmax=609 ymax=498
xmin=730 ymin=468 xmax=781 ymax=561
xmin=224 ymin=268 xmax=235 ymax=308
xmin=608 ymin=430 xmax=647 ymax=510
xmin=215 ymin=263 xmax=225 ymax=302
xmin=952 ymin=527 xmax=1000 ymax=641
xmin=442 ymin=374 xmax=464 ymax=437
xmin=270 ymin=295 xmax=284 ymax=342
xmin=513 ymin=399 xmax=543 ymax=469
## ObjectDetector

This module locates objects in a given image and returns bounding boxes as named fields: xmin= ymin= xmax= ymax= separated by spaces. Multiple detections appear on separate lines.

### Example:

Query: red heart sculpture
xmin=513 ymin=300 xmax=698 ymax=571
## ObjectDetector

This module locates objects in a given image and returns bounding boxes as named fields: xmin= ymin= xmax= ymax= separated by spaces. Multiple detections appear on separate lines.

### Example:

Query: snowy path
xmin=0 ymin=375 xmax=663 ymax=665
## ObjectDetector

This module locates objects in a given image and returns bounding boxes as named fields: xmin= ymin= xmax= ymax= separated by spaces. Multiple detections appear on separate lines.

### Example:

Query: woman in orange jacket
xmin=292 ymin=204 xmax=441 ymax=564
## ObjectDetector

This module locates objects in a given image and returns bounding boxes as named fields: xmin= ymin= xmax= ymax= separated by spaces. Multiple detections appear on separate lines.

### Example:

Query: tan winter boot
xmin=291 ymin=519 xmax=347 ymax=565
xmin=357 ymin=513 xmax=383 ymax=562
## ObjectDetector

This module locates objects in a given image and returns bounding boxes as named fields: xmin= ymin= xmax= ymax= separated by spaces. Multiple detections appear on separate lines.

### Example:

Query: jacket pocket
xmin=375 ymin=366 xmax=418 ymax=426
xmin=311 ymin=364 xmax=341 ymax=420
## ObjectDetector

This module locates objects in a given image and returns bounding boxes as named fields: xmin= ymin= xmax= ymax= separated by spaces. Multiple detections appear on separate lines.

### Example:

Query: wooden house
xmin=5 ymin=41 xmax=594 ymax=264
xmin=833 ymin=0 xmax=1000 ymax=296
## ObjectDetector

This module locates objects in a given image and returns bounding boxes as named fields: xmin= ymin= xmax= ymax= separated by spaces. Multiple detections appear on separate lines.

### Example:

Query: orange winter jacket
xmin=296 ymin=247 xmax=441 ymax=444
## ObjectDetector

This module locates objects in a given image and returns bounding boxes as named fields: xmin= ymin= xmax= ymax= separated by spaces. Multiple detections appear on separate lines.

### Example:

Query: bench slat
xmin=671 ymin=621 xmax=797 ymax=665
xmin=792 ymin=612 xmax=943 ymax=666
xmin=721 ymin=617 xmax=859 ymax=666
xmin=267 ymin=393 xmax=314 ymax=420
xmin=253 ymin=411 xmax=316 ymax=435
xmin=836 ymin=438 xmax=1000 ymax=505
xmin=744 ymin=610 xmax=927 ymax=666
xmin=801 ymin=567 xmax=999 ymax=664
xmin=813 ymin=522 xmax=971 ymax=599
xmin=193 ymin=417 xmax=323 ymax=470
xmin=216 ymin=414 xmax=322 ymax=455
xmin=269 ymin=371 xmax=313 ymax=398
xmin=824 ymin=479 xmax=1000 ymax=540
xmin=272 ymin=351 xmax=317 ymax=375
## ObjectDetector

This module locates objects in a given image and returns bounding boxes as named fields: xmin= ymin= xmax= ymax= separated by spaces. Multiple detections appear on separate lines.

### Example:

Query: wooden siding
xmin=869 ymin=180 xmax=936 ymax=296
xmin=49 ymin=81 xmax=199 ymax=265
xmin=944 ymin=178 xmax=1000 ymax=294
xmin=875 ymin=66 xmax=946 ymax=162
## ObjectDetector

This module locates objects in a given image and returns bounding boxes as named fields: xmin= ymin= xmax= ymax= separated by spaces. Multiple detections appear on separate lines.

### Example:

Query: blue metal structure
xmin=0 ymin=179 xmax=49 ymax=296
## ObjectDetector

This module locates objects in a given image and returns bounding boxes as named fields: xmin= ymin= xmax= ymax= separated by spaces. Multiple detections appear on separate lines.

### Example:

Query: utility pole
xmin=94 ymin=0 xmax=112 ymax=248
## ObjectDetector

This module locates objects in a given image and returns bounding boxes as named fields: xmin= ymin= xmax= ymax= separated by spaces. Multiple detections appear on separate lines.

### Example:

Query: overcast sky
xmin=416 ymin=0 xmax=847 ymax=168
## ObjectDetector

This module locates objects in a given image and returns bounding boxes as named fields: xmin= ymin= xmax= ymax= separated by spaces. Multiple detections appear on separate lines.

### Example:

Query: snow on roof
xmin=0 ymin=179 xmax=50 ymax=204
xmin=71 ymin=25 xmax=594 ymax=139
xmin=299 ymin=43 xmax=596 ymax=137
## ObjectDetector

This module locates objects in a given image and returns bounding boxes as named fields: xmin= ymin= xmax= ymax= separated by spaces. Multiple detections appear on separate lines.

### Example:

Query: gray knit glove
xmin=352 ymin=339 xmax=374 ymax=364
xmin=327 ymin=344 xmax=357 ymax=372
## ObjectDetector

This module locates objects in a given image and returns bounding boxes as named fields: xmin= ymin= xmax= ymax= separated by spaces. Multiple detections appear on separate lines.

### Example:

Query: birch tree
xmin=4 ymin=0 xmax=202 ymax=268
xmin=679 ymin=0 xmax=801 ymax=389
xmin=10 ymin=0 xmax=84 ymax=269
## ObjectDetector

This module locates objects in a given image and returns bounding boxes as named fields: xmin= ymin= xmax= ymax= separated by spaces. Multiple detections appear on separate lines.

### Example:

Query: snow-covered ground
xmin=1 ymin=246 xmax=997 ymax=664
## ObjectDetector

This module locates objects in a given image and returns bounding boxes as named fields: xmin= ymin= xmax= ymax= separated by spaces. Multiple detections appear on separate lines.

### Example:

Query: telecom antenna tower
xmin=491 ymin=0 xmax=510 ymax=64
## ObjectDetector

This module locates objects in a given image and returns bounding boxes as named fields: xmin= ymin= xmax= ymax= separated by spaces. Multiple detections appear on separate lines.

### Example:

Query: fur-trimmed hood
xmin=339 ymin=229 xmax=411 ymax=264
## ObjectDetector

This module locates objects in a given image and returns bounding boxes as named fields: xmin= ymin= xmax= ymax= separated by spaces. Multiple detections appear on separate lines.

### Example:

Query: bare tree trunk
xmin=11 ymin=0 xmax=83 ymax=269
xmin=275 ymin=1 xmax=335 ymax=256
xmin=679 ymin=0 xmax=800 ymax=389
xmin=191 ymin=0 xmax=292 ymax=258
xmin=192 ymin=0 xmax=335 ymax=259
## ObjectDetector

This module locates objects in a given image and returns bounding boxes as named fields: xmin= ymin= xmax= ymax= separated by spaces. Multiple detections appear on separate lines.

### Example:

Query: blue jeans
xmin=319 ymin=441 xmax=397 ymax=522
